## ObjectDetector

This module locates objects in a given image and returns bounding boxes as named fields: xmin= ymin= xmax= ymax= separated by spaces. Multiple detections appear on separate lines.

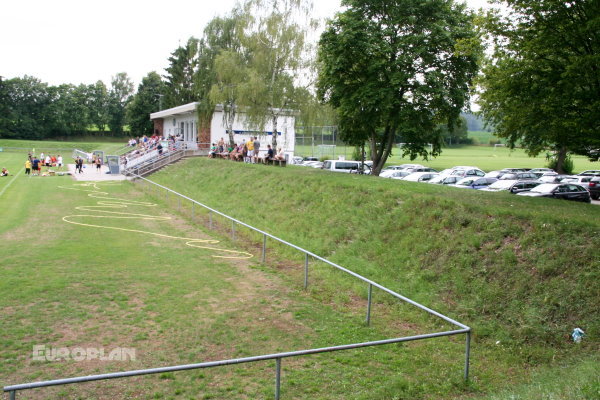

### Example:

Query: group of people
xmin=209 ymin=137 xmax=285 ymax=164
xmin=24 ymin=153 xmax=63 ymax=176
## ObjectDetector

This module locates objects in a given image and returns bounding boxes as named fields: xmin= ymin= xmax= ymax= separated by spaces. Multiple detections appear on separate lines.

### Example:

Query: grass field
xmin=1 ymin=142 xmax=598 ymax=399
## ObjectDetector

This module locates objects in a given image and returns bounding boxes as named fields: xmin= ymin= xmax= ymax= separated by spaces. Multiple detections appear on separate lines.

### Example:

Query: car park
xmin=480 ymin=180 xmax=540 ymax=193
xmin=402 ymin=172 xmax=439 ymax=182
xmin=452 ymin=177 xmax=498 ymax=189
xmin=530 ymin=168 xmax=555 ymax=177
xmin=382 ymin=164 xmax=424 ymax=172
xmin=404 ymin=166 xmax=438 ymax=173
xmin=537 ymin=174 xmax=570 ymax=183
xmin=517 ymin=183 xmax=591 ymax=203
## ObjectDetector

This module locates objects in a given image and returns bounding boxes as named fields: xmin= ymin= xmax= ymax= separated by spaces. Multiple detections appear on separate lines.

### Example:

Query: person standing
xmin=32 ymin=156 xmax=40 ymax=176
xmin=95 ymin=156 xmax=102 ymax=172
xmin=253 ymin=137 xmax=260 ymax=163
xmin=25 ymin=159 xmax=32 ymax=176
xmin=57 ymin=155 xmax=63 ymax=170
xmin=246 ymin=137 xmax=254 ymax=163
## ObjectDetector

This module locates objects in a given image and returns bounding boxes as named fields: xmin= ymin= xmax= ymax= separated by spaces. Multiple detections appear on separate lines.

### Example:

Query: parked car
xmin=499 ymin=172 xmax=539 ymax=181
xmin=562 ymin=175 xmax=595 ymax=189
xmin=452 ymin=177 xmax=498 ymax=189
xmin=500 ymin=168 xmax=528 ymax=173
xmin=382 ymin=164 xmax=424 ymax=172
xmin=321 ymin=160 xmax=369 ymax=173
xmin=480 ymin=180 xmax=540 ymax=193
xmin=484 ymin=170 xmax=503 ymax=179
xmin=404 ymin=166 xmax=438 ymax=173
xmin=588 ymin=177 xmax=600 ymax=200
xmin=380 ymin=170 xmax=411 ymax=179
xmin=517 ymin=183 xmax=591 ymax=203
xmin=577 ymin=170 xmax=600 ymax=177
xmin=530 ymin=168 xmax=555 ymax=177
xmin=537 ymin=174 xmax=570 ymax=183
xmin=402 ymin=172 xmax=439 ymax=182
xmin=450 ymin=167 xmax=486 ymax=177
xmin=428 ymin=175 xmax=462 ymax=185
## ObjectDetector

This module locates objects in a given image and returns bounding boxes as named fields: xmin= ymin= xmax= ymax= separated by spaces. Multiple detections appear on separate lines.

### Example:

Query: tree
xmin=2 ymin=76 xmax=52 ymax=139
xmin=126 ymin=72 xmax=165 ymax=136
xmin=478 ymin=0 xmax=600 ymax=173
xmin=237 ymin=0 xmax=316 ymax=149
xmin=440 ymin=115 xmax=468 ymax=145
xmin=88 ymin=80 xmax=109 ymax=133
xmin=108 ymin=73 xmax=134 ymax=135
xmin=196 ymin=12 xmax=244 ymax=143
xmin=317 ymin=0 xmax=481 ymax=175
xmin=163 ymin=38 xmax=200 ymax=109
xmin=209 ymin=50 xmax=247 ymax=147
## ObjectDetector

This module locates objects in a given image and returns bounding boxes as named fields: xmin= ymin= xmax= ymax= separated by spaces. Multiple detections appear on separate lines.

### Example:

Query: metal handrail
xmin=3 ymin=175 xmax=472 ymax=399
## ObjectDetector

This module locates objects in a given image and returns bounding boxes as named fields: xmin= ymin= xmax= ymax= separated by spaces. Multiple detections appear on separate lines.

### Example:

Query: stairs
xmin=121 ymin=149 xmax=186 ymax=177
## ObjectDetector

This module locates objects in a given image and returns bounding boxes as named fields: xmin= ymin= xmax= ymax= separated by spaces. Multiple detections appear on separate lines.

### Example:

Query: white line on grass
xmin=0 ymin=168 xmax=23 ymax=198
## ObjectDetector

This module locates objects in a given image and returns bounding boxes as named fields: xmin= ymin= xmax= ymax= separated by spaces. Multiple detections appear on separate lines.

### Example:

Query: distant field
xmin=0 ymin=138 xmax=127 ymax=154
xmin=467 ymin=130 xmax=503 ymax=145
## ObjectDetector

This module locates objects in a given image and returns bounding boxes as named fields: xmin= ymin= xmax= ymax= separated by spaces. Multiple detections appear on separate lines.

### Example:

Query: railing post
xmin=275 ymin=358 xmax=281 ymax=400
xmin=366 ymin=283 xmax=373 ymax=326
xmin=464 ymin=331 xmax=471 ymax=381
xmin=262 ymin=234 xmax=267 ymax=263
xmin=9 ymin=390 xmax=16 ymax=400
xmin=304 ymin=253 xmax=309 ymax=289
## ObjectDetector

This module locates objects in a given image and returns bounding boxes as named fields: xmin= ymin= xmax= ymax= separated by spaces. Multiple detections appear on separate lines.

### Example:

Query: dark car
xmin=453 ymin=177 xmax=498 ymax=189
xmin=517 ymin=183 xmax=591 ymax=203
xmin=588 ymin=177 xmax=600 ymax=200
xmin=480 ymin=180 xmax=540 ymax=194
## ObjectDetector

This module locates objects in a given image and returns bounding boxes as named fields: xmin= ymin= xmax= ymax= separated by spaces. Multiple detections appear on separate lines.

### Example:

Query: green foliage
xmin=87 ymin=80 xmax=109 ymax=133
xmin=126 ymin=72 xmax=165 ymax=136
xmin=477 ymin=0 xmax=600 ymax=173
xmin=317 ymin=0 xmax=482 ymax=175
xmin=440 ymin=116 xmax=469 ymax=145
xmin=108 ymin=72 xmax=134 ymax=136
xmin=546 ymin=153 xmax=574 ymax=175
xmin=236 ymin=0 xmax=316 ymax=149
xmin=163 ymin=38 xmax=200 ymax=109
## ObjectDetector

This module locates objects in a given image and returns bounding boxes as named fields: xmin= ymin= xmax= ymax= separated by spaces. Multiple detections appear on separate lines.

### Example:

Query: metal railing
xmin=121 ymin=149 xmax=185 ymax=177
xmin=3 ymin=176 xmax=472 ymax=399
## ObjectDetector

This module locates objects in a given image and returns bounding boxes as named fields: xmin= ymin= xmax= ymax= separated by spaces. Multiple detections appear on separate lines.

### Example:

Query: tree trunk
xmin=227 ymin=108 xmax=236 ymax=148
xmin=555 ymin=146 xmax=568 ymax=174
xmin=271 ymin=114 xmax=278 ymax=149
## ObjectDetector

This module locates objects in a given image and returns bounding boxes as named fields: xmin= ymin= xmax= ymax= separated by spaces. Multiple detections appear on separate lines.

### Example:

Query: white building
xmin=150 ymin=102 xmax=296 ymax=158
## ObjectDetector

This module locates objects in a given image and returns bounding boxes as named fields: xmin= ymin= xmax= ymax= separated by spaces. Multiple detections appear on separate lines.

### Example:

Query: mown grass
xmin=146 ymin=157 xmax=599 ymax=397
xmin=0 ymin=157 xmax=478 ymax=399
xmin=0 ymin=138 xmax=127 ymax=154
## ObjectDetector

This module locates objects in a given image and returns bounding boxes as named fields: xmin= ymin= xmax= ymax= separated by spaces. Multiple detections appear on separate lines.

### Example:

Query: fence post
xmin=9 ymin=390 xmax=16 ymax=400
xmin=232 ymin=220 xmax=236 ymax=241
xmin=366 ymin=283 xmax=373 ymax=326
xmin=464 ymin=331 xmax=471 ymax=381
xmin=275 ymin=358 xmax=281 ymax=400
xmin=304 ymin=253 xmax=309 ymax=289
xmin=262 ymin=234 xmax=267 ymax=263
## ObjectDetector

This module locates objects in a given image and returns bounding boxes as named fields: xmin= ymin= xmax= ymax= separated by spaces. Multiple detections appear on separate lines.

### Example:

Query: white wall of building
xmin=209 ymin=111 xmax=295 ymax=156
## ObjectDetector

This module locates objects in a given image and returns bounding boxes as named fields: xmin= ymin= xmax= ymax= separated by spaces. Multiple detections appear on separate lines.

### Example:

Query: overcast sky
xmin=1 ymin=0 xmax=493 ymax=88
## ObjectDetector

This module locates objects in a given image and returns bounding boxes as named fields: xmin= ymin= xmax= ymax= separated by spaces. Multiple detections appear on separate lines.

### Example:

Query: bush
xmin=546 ymin=153 xmax=574 ymax=174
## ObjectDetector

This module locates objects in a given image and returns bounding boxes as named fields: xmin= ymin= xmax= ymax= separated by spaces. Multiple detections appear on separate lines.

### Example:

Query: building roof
xmin=150 ymin=102 xmax=199 ymax=120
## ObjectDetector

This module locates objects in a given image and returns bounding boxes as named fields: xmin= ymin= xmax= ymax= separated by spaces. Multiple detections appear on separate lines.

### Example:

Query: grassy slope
xmin=149 ymin=158 xmax=599 ymax=392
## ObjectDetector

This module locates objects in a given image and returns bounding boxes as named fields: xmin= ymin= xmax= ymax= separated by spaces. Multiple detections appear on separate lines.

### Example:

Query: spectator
xmin=25 ymin=159 xmax=31 ymax=176
xmin=274 ymin=147 xmax=285 ymax=161
xmin=1 ymin=167 xmax=8 ymax=176
xmin=253 ymin=137 xmax=260 ymax=163
xmin=261 ymin=145 xmax=274 ymax=164
xmin=246 ymin=137 xmax=254 ymax=163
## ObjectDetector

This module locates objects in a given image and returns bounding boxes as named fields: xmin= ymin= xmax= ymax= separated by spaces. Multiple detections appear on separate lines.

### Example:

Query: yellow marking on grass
xmin=60 ymin=182 xmax=253 ymax=259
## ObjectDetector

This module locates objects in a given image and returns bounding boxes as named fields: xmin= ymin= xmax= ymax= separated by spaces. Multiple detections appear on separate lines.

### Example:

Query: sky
xmin=1 ymin=0 xmax=494 ymax=88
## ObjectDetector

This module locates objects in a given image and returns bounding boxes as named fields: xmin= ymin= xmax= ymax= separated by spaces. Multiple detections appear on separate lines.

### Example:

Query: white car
xmin=402 ymin=172 xmax=439 ymax=182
